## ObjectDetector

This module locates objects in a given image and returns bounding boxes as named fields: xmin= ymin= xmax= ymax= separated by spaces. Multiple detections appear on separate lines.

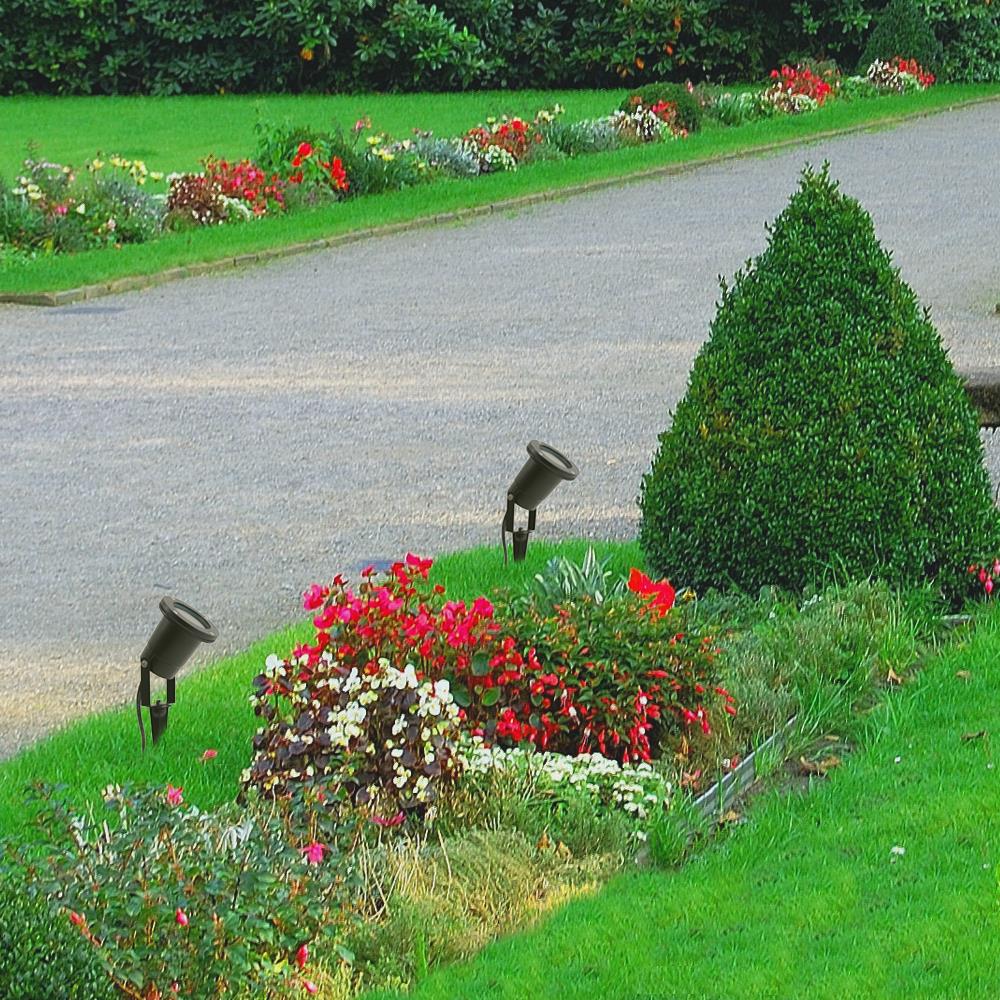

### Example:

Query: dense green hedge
xmin=0 ymin=0 xmax=996 ymax=94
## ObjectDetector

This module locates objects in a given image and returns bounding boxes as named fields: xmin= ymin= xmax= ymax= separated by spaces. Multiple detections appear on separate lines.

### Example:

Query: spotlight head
xmin=141 ymin=597 xmax=218 ymax=680
xmin=502 ymin=441 xmax=579 ymax=563
xmin=508 ymin=441 xmax=579 ymax=511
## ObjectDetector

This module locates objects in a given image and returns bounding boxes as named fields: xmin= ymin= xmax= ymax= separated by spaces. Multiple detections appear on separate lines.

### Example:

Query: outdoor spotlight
xmin=502 ymin=440 xmax=579 ymax=563
xmin=136 ymin=597 xmax=218 ymax=751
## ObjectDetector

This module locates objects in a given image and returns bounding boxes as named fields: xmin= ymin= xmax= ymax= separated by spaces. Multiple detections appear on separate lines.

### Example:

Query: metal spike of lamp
xmin=503 ymin=441 xmax=579 ymax=563
xmin=137 ymin=597 xmax=218 ymax=751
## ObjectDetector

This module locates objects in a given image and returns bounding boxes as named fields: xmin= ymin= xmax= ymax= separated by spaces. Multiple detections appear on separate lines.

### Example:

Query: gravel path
xmin=2 ymin=102 xmax=999 ymax=760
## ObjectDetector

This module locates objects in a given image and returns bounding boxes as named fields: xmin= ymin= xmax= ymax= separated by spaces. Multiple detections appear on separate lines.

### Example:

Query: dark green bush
xmin=0 ymin=870 xmax=116 ymax=1000
xmin=0 ymin=0 xmax=992 ymax=92
xmin=858 ymin=0 xmax=945 ymax=72
xmin=929 ymin=0 xmax=1000 ymax=82
xmin=638 ymin=164 xmax=1000 ymax=605
xmin=618 ymin=82 xmax=704 ymax=132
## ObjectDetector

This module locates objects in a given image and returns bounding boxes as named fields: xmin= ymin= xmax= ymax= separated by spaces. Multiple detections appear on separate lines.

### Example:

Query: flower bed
xmin=2 ymin=538 xmax=960 ymax=998
xmin=0 ymin=59 xmax=937 ymax=266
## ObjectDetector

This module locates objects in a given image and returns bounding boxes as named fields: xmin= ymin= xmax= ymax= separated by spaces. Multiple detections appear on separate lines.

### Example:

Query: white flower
xmin=76 ymin=203 xmax=86 ymax=214
xmin=265 ymin=653 xmax=282 ymax=670
xmin=890 ymin=845 xmax=906 ymax=857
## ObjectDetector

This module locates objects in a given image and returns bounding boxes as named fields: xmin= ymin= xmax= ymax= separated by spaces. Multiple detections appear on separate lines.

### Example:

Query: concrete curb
xmin=2 ymin=93 xmax=998 ymax=308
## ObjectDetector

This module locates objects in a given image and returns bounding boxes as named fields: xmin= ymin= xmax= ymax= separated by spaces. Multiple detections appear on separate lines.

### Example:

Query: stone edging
xmin=2 ymin=92 xmax=999 ymax=308
xmin=691 ymin=715 xmax=798 ymax=822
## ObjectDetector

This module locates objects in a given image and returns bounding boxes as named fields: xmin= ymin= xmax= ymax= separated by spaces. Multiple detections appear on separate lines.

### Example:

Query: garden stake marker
xmin=137 ymin=597 xmax=217 ymax=751
xmin=502 ymin=441 xmax=579 ymax=563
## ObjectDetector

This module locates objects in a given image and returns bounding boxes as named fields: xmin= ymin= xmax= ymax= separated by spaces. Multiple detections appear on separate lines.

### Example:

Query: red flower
xmin=295 ymin=943 xmax=309 ymax=970
xmin=175 ymin=908 xmax=189 ymax=927
xmin=370 ymin=811 xmax=406 ymax=828
xmin=627 ymin=568 xmax=676 ymax=615
xmin=297 ymin=142 xmax=313 ymax=158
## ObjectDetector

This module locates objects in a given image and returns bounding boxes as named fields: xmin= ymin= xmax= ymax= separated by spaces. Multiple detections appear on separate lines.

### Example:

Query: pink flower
xmin=175 ymin=908 xmax=189 ymax=927
xmin=472 ymin=596 xmax=494 ymax=618
xmin=295 ymin=943 xmax=309 ymax=969
xmin=302 ymin=841 xmax=326 ymax=865
xmin=986 ymin=578 xmax=994 ymax=595
xmin=313 ymin=605 xmax=338 ymax=629
xmin=68 ymin=910 xmax=86 ymax=929
xmin=200 ymin=749 xmax=217 ymax=762
xmin=166 ymin=785 xmax=183 ymax=806
xmin=303 ymin=982 xmax=318 ymax=995
xmin=303 ymin=584 xmax=328 ymax=611
xmin=405 ymin=552 xmax=433 ymax=577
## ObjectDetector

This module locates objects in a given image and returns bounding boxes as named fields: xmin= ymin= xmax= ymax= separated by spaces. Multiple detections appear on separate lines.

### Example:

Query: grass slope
xmin=2 ymin=84 xmax=997 ymax=296
xmin=0 ymin=539 xmax=641 ymax=844
xmin=364 ymin=604 xmax=1000 ymax=1000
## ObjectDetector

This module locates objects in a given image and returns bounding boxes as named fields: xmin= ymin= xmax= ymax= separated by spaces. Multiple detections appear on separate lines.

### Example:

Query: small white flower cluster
xmin=762 ymin=88 xmax=819 ymax=114
xmin=328 ymin=658 xmax=461 ymax=803
xmin=455 ymin=138 xmax=518 ymax=174
xmin=866 ymin=60 xmax=922 ymax=94
xmin=460 ymin=744 xmax=673 ymax=825
xmin=221 ymin=195 xmax=255 ymax=221
xmin=607 ymin=105 xmax=680 ymax=143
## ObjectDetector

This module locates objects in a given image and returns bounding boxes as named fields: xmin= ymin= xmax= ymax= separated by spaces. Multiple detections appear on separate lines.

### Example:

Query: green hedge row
xmin=1 ymin=0 xmax=997 ymax=95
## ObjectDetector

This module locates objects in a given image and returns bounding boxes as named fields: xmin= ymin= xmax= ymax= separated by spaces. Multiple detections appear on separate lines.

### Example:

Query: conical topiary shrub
xmin=639 ymin=164 xmax=999 ymax=603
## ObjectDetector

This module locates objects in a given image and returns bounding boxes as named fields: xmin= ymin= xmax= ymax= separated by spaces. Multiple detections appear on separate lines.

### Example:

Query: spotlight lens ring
xmin=159 ymin=597 xmax=218 ymax=644
xmin=526 ymin=440 xmax=579 ymax=481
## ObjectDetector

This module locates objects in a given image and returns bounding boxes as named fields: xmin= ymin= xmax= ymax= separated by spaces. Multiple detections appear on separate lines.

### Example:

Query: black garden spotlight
xmin=502 ymin=440 xmax=579 ymax=563
xmin=137 ymin=597 xmax=218 ymax=751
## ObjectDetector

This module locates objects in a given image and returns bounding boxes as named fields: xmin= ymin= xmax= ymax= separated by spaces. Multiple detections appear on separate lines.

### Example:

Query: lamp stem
xmin=150 ymin=702 xmax=169 ymax=744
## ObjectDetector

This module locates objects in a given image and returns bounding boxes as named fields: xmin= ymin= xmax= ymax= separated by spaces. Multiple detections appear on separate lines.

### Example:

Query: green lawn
xmin=2 ymin=84 xmax=998 ymax=297
xmin=363 ymin=603 xmax=1000 ymax=1000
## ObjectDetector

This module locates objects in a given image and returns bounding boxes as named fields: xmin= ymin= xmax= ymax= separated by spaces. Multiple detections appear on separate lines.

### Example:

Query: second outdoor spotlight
xmin=137 ymin=596 xmax=218 ymax=751
xmin=503 ymin=440 xmax=579 ymax=563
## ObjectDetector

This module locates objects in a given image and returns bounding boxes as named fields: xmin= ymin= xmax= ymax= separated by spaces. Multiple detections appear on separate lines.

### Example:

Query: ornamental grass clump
xmin=639 ymin=164 xmax=1000 ymax=605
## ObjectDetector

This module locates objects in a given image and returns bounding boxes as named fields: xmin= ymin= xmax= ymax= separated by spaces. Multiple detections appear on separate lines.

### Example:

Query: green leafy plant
xmin=0 ymin=868 xmax=117 ymax=1000
xmin=7 ymin=782 xmax=358 ymax=999
xmin=491 ymin=569 xmax=733 ymax=763
xmin=639 ymin=164 xmax=1000 ymax=605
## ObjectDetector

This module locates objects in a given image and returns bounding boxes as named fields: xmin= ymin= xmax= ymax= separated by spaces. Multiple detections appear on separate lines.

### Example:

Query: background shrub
xmin=926 ymin=0 xmax=1000 ymax=82
xmin=618 ymin=82 xmax=704 ymax=132
xmin=858 ymin=0 xmax=945 ymax=73
xmin=638 ymin=164 xmax=1000 ymax=605
xmin=0 ymin=870 xmax=117 ymax=1000
xmin=0 ymin=0 xmax=994 ymax=92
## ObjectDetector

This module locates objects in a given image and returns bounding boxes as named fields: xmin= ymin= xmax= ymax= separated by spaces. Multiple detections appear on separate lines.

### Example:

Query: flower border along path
xmin=4 ymin=91 xmax=999 ymax=308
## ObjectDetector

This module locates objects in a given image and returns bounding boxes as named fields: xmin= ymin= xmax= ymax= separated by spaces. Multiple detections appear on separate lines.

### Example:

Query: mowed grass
xmin=0 ymin=90 xmax=628 ymax=180
xmin=0 ymin=539 xmax=641 ymax=846
xmin=363 ymin=603 xmax=1000 ymax=1000
xmin=2 ymin=83 xmax=998 ymax=296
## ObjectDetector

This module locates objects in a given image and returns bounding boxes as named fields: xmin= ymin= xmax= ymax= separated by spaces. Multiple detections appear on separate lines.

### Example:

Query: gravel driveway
xmin=2 ymin=101 xmax=998 ymax=760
